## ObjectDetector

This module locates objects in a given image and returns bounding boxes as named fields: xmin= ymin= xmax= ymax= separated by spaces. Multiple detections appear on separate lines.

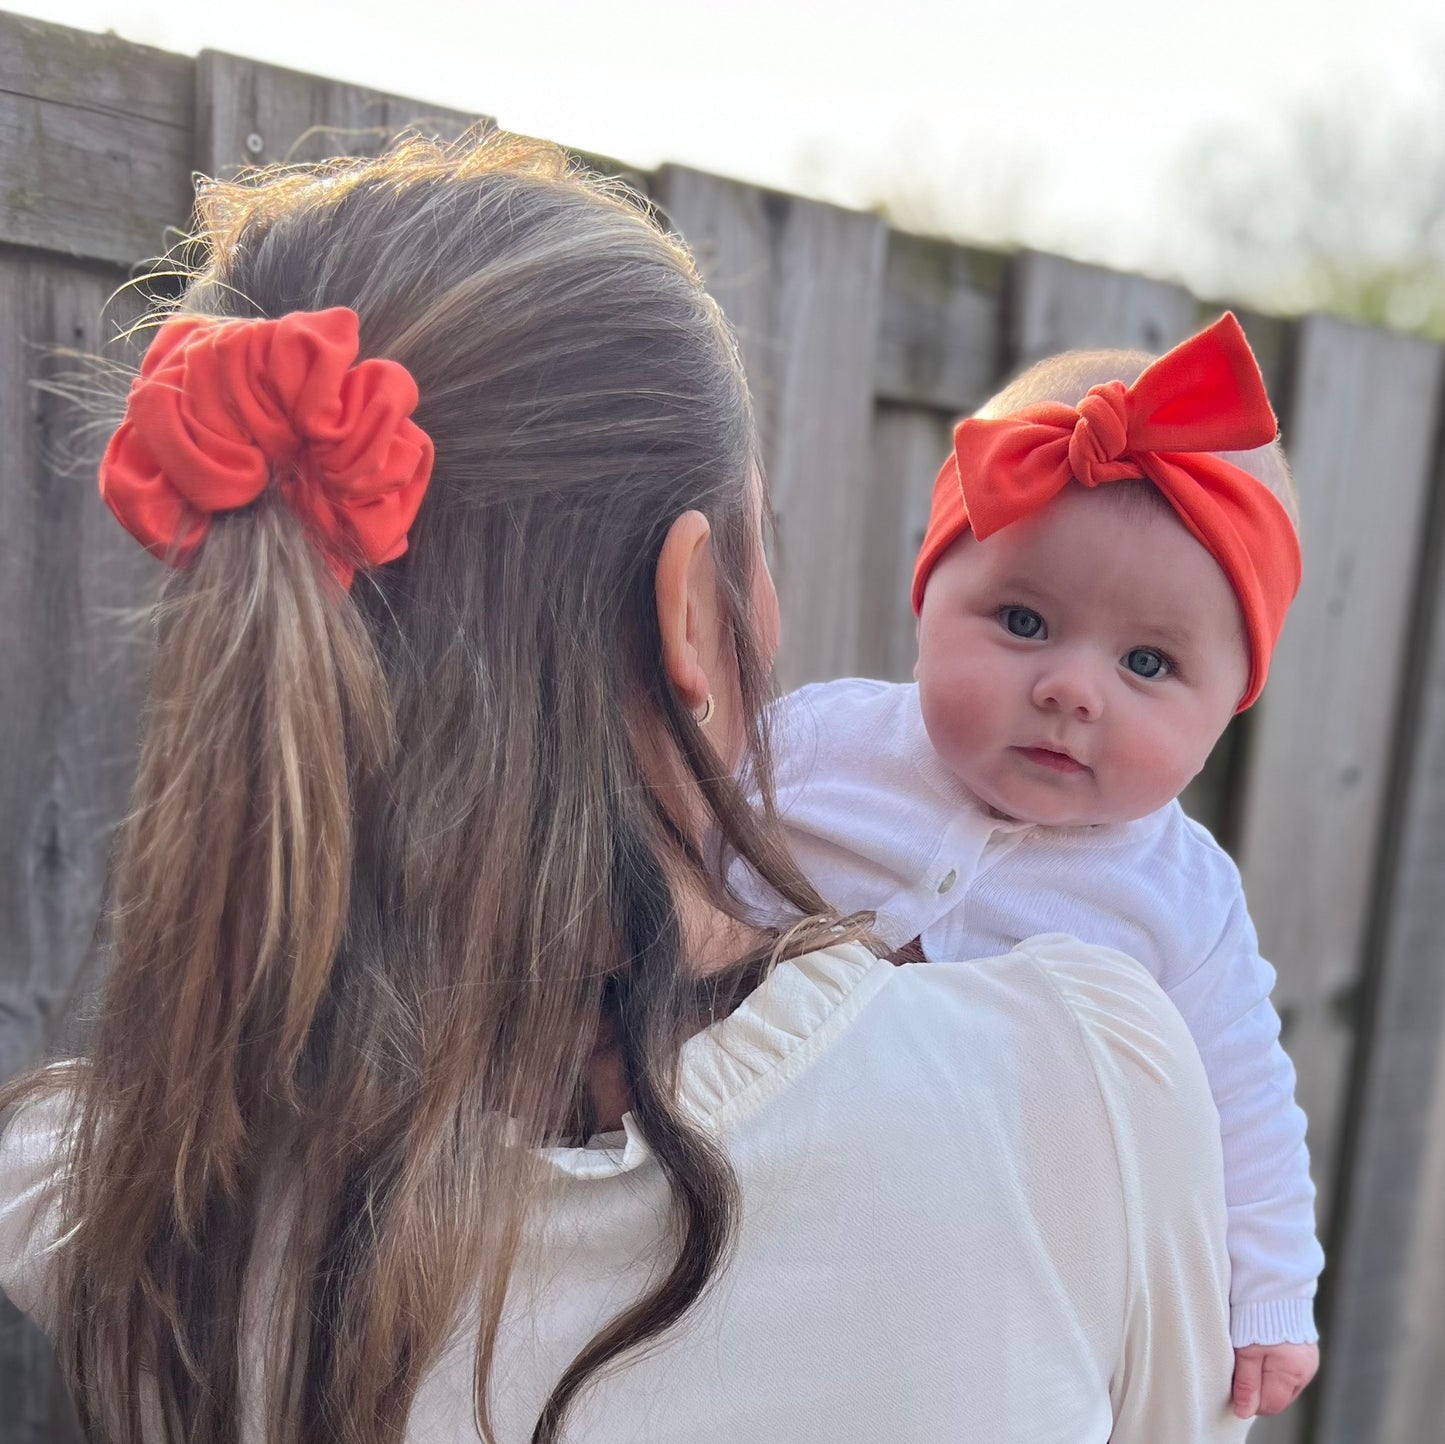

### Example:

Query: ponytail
xmin=46 ymin=498 xmax=390 ymax=1436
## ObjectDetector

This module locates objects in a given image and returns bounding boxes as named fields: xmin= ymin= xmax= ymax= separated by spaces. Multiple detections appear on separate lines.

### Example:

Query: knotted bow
xmin=910 ymin=313 xmax=1302 ymax=710
xmin=99 ymin=306 xmax=434 ymax=588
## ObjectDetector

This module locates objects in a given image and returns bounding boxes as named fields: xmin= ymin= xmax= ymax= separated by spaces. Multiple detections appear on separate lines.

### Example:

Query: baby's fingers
xmin=1232 ymin=1352 xmax=1263 ymax=1419
xmin=1235 ymin=1342 xmax=1319 ymax=1417
xmin=1257 ymin=1356 xmax=1310 ymax=1416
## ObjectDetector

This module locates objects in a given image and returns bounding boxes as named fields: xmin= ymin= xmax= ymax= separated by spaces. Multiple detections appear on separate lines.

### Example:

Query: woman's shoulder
xmin=919 ymin=941 xmax=1239 ymax=1441
xmin=722 ymin=932 xmax=1211 ymax=1131
xmin=884 ymin=934 xmax=1221 ymax=1176
xmin=896 ymin=933 xmax=1201 ymax=1067
xmin=1000 ymin=933 xmax=1219 ymax=1131
xmin=996 ymin=931 xmax=1203 ymax=1055
xmin=0 ymin=1079 xmax=75 ymax=1328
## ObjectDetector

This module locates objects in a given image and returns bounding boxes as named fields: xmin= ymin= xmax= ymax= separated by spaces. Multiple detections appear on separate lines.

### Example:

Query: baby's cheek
xmin=1113 ymin=717 xmax=1204 ymax=812
xmin=931 ymin=711 xmax=983 ymax=776
xmin=919 ymin=665 xmax=999 ymax=779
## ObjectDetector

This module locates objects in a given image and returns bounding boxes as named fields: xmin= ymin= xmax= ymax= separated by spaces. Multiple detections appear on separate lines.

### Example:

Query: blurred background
xmin=3 ymin=4 xmax=1445 ymax=1444
xmin=11 ymin=0 xmax=1445 ymax=337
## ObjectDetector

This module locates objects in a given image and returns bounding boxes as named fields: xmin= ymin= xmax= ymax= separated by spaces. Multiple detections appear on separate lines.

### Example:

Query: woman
xmin=0 ymin=133 xmax=1245 ymax=1442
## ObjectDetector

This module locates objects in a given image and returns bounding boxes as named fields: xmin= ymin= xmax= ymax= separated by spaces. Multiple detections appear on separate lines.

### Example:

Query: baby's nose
xmin=1032 ymin=658 xmax=1104 ymax=721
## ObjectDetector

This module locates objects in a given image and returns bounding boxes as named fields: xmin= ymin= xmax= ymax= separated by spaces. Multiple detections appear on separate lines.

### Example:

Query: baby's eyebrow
xmin=1127 ymin=620 xmax=1198 ymax=652
xmin=991 ymin=574 xmax=1054 ymax=601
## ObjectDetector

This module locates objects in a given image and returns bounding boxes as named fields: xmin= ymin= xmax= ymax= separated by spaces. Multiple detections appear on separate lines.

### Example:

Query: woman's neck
xmin=577 ymin=877 xmax=774 ymax=1137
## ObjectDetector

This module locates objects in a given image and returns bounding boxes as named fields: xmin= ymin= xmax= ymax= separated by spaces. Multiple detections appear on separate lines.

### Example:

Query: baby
xmin=758 ymin=314 xmax=1321 ymax=1418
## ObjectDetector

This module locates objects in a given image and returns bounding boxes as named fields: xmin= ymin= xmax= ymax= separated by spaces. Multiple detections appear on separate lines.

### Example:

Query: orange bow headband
xmin=911 ymin=312 xmax=1301 ymax=711
xmin=99 ymin=307 xmax=434 ymax=588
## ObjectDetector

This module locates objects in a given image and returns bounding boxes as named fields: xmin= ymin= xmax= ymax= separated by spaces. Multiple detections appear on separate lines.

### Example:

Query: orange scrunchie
xmin=911 ymin=312 xmax=1301 ymax=711
xmin=99 ymin=307 xmax=434 ymax=588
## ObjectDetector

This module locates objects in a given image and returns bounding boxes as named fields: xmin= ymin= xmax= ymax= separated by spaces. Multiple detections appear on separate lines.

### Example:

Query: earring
xmin=697 ymin=693 xmax=715 ymax=726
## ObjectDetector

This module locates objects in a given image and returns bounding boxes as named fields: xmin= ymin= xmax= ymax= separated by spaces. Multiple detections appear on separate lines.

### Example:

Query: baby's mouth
xmin=1013 ymin=745 xmax=1090 ymax=776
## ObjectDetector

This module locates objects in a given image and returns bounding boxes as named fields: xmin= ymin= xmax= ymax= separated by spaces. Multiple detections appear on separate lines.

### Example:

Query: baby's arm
xmin=1166 ymin=880 xmax=1322 ymax=1344
xmin=1164 ymin=860 xmax=1323 ymax=1411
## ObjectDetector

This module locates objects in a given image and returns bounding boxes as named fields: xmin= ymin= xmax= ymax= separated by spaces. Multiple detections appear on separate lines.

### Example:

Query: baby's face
xmin=914 ymin=484 xmax=1249 ymax=827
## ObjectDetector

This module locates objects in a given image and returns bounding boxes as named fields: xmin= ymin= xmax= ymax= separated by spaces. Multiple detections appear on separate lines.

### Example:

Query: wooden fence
xmin=1 ymin=12 xmax=1443 ymax=1442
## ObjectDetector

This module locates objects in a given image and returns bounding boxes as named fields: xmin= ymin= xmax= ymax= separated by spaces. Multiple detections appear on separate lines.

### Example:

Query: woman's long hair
xmin=1 ymin=132 xmax=868 ymax=1443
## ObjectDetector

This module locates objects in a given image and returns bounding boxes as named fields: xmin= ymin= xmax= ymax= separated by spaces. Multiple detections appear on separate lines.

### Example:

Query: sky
xmin=14 ymin=0 xmax=1445 ymax=294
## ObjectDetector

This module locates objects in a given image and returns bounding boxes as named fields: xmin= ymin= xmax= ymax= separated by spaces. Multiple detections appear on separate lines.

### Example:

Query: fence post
xmin=655 ymin=166 xmax=887 ymax=687
xmin=0 ymin=12 xmax=193 ymax=268
xmin=860 ymin=233 xmax=1005 ymax=681
xmin=1007 ymin=251 xmax=1200 ymax=368
xmin=1233 ymin=318 xmax=1444 ymax=1443
xmin=0 ymin=231 xmax=157 ymax=1444
xmin=195 ymin=51 xmax=481 ymax=177
xmin=1314 ymin=363 xmax=1445 ymax=1444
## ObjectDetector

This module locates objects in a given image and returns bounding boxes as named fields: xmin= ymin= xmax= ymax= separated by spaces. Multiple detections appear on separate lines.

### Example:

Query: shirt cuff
xmin=1230 ymin=1296 xmax=1319 ymax=1347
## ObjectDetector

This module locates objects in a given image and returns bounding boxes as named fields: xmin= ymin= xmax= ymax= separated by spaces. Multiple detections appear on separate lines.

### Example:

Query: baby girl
xmin=758 ymin=314 xmax=1322 ymax=1418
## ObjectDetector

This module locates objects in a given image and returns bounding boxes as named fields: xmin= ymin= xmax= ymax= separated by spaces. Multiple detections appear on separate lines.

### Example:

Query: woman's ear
xmin=655 ymin=510 xmax=716 ymax=712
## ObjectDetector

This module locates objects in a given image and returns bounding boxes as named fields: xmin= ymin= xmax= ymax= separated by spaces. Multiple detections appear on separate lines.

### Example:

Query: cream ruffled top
xmin=1 ymin=936 xmax=1249 ymax=1442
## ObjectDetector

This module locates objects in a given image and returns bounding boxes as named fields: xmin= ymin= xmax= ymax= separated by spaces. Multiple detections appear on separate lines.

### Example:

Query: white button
xmin=937 ymin=868 xmax=958 ymax=895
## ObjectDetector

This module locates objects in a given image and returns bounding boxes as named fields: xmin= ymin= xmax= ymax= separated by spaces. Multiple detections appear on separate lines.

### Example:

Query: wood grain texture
xmin=1379 ymin=1006 xmax=1445 ymax=1443
xmin=859 ymin=404 xmax=953 ymax=681
xmin=196 ymin=50 xmax=484 ymax=177
xmin=0 ymin=252 xmax=153 ymax=1081
xmin=1007 ymin=251 xmax=1200 ymax=370
xmin=656 ymin=165 xmax=887 ymax=686
xmin=1316 ymin=405 xmax=1445 ymax=1444
xmin=1235 ymin=318 xmax=1444 ymax=1251
xmin=0 ymin=1295 xmax=81 ymax=1444
xmin=874 ymin=232 xmax=1004 ymax=412
xmin=0 ymin=252 xmax=153 ymax=1444
xmin=0 ymin=12 xmax=193 ymax=266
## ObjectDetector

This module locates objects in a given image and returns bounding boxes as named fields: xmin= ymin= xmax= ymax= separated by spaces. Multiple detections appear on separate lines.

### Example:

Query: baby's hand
xmin=1232 ymin=1342 xmax=1319 ymax=1418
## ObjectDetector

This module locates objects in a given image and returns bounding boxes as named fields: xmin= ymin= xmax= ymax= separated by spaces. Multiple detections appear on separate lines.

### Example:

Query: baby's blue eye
xmin=1000 ymin=606 xmax=1046 ymax=640
xmin=1124 ymin=647 xmax=1169 ymax=679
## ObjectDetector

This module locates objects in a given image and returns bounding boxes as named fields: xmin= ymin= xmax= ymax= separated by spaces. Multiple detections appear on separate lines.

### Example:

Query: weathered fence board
xmin=656 ymin=166 xmax=887 ymax=686
xmin=1316 ymin=418 xmax=1445 ymax=1444
xmin=0 ymin=251 xmax=152 ymax=1081
xmin=0 ymin=1293 xmax=79 ymax=1444
xmin=873 ymin=232 xmax=1004 ymax=413
xmin=196 ymin=51 xmax=483 ymax=178
xmin=0 ymin=13 xmax=193 ymax=267
xmin=1379 ymin=1016 xmax=1445 ymax=1443
xmin=1235 ymin=317 xmax=1444 ymax=1246
xmin=859 ymin=404 xmax=954 ymax=681
xmin=1007 ymin=250 xmax=1200 ymax=369
xmin=0 ymin=248 xmax=150 ymax=1444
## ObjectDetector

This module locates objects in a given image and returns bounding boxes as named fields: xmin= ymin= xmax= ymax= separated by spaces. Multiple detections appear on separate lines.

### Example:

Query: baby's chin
xmin=974 ymin=777 xmax=1176 ymax=830
xmin=987 ymin=799 xmax=1114 ymax=828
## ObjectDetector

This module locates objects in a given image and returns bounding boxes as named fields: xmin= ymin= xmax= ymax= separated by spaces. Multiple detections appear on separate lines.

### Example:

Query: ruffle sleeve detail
xmin=0 ymin=1086 xmax=75 ymax=1329
xmin=541 ymin=941 xmax=889 ymax=1178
